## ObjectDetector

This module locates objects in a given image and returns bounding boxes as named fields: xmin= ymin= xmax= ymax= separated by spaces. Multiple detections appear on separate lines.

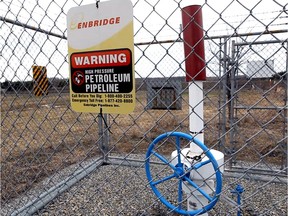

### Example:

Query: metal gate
xmin=218 ymin=37 xmax=287 ymax=174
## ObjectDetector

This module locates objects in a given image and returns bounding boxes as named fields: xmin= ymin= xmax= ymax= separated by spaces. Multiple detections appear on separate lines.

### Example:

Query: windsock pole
xmin=182 ymin=5 xmax=210 ymax=215
xmin=182 ymin=5 xmax=206 ymax=153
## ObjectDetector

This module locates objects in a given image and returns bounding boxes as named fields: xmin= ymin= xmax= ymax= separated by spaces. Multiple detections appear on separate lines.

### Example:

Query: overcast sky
xmin=0 ymin=0 xmax=287 ymax=82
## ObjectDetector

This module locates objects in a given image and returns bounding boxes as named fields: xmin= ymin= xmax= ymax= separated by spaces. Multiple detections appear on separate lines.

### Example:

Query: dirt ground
xmin=1 ymin=88 xmax=286 ymax=203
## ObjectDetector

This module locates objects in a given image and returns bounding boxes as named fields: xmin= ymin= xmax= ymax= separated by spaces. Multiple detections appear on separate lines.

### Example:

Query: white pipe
xmin=189 ymin=81 xmax=204 ymax=153
xmin=188 ymin=80 xmax=207 ymax=216
xmin=171 ymin=80 xmax=224 ymax=216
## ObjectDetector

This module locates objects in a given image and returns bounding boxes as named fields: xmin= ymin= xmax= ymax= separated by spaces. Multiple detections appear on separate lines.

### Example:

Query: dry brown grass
xmin=1 ymin=89 xmax=286 ymax=203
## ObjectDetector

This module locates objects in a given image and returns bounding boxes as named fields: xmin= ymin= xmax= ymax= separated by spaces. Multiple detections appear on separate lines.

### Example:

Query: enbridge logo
xmin=69 ymin=13 xmax=84 ymax=30
xmin=76 ymin=17 xmax=120 ymax=29
xmin=69 ymin=13 xmax=121 ymax=30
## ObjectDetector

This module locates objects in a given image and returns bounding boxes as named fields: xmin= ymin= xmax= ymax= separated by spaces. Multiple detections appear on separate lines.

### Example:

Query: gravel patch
xmin=1 ymin=157 xmax=103 ymax=216
xmin=1 ymin=155 xmax=287 ymax=216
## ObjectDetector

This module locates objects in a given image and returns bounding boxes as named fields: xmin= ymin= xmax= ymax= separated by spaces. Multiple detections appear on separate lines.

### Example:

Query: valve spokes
xmin=145 ymin=132 xmax=222 ymax=215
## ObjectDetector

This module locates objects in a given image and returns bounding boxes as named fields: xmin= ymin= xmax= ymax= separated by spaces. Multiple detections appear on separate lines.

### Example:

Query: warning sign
xmin=67 ymin=0 xmax=135 ymax=114
xmin=70 ymin=49 xmax=133 ymax=93
xmin=32 ymin=66 xmax=48 ymax=96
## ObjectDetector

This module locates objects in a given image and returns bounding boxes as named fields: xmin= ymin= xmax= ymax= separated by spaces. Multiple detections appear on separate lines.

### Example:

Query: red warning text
xmin=71 ymin=49 xmax=131 ymax=68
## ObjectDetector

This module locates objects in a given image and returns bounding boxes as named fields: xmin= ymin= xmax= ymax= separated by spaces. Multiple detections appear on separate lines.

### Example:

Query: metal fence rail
xmin=1 ymin=0 xmax=287 ymax=215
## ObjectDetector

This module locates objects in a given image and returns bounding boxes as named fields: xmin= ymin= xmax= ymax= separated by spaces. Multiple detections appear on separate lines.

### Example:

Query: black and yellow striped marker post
xmin=32 ymin=66 xmax=48 ymax=96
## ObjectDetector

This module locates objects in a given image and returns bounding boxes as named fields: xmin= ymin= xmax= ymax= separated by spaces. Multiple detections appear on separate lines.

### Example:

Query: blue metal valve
xmin=231 ymin=184 xmax=245 ymax=216
xmin=145 ymin=132 xmax=223 ymax=215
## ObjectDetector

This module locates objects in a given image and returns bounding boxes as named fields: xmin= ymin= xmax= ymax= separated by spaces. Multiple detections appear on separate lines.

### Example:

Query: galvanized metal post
xmin=284 ymin=39 xmax=288 ymax=172
xmin=229 ymin=40 xmax=237 ymax=166
xmin=103 ymin=113 xmax=109 ymax=162
xmin=221 ymin=38 xmax=228 ymax=154
xmin=98 ymin=113 xmax=109 ymax=162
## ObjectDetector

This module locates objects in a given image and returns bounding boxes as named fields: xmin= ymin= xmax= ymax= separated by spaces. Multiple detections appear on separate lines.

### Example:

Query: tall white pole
xmin=189 ymin=81 xmax=204 ymax=153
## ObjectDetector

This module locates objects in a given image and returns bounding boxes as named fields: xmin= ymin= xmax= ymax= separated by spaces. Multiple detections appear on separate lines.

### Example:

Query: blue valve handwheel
xmin=145 ymin=132 xmax=222 ymax=215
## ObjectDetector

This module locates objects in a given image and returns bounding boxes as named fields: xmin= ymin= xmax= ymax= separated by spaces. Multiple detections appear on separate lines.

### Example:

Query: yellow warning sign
xmin=67 ymin=0 xmax=135 ymax=114
xmin=32 ymin=66 xmax=48 ymax=96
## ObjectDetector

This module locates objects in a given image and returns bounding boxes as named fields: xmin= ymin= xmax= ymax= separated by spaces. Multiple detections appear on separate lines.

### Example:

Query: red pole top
xmin=182 ymin=5 xmax=206 ymax=82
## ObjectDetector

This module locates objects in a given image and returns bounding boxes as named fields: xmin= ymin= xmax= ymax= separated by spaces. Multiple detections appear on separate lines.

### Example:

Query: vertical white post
xmin=189 ymin=81 xmax=204 ymax=153
xmin=188 ymin=81 xmax=209 ymax=216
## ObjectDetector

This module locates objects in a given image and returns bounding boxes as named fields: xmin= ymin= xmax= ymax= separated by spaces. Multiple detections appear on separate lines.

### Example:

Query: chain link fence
xmin=1 ymin=0 xmax=287 ymax=215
